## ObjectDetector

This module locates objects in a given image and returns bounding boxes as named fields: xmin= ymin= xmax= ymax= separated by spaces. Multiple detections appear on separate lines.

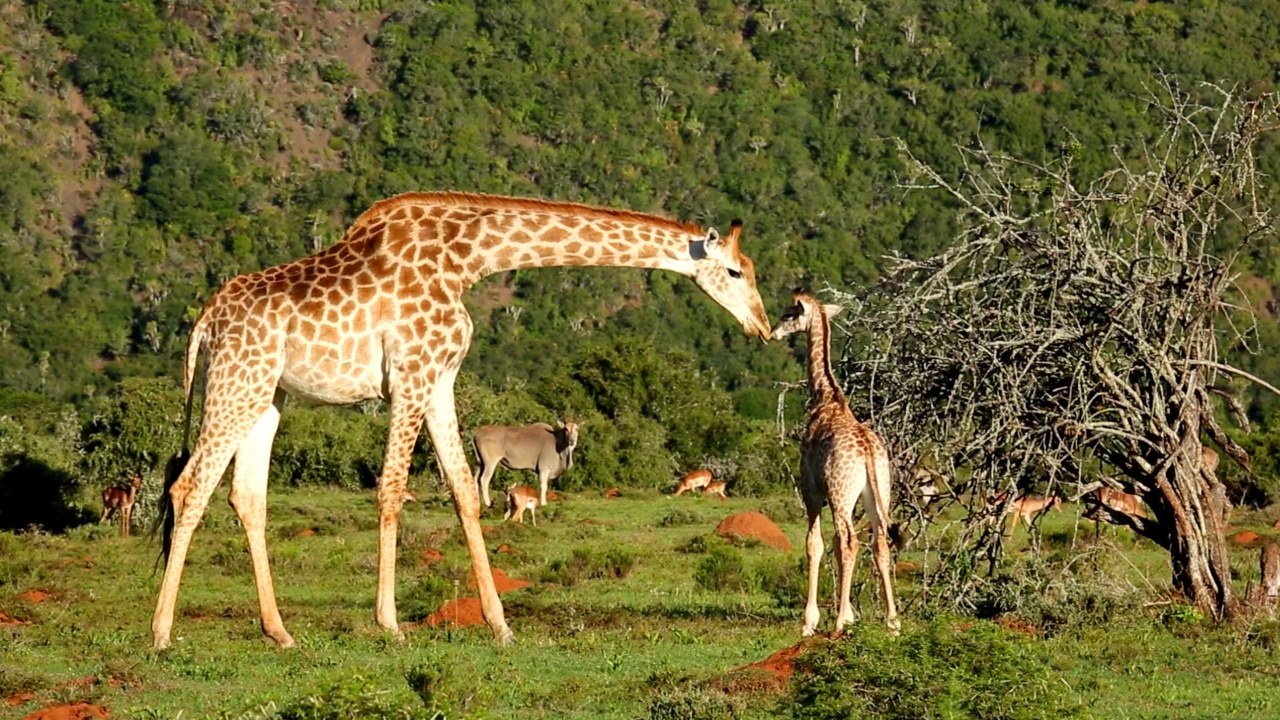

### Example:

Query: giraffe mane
xmin=355 ymin=191 xmax=705 ymax=236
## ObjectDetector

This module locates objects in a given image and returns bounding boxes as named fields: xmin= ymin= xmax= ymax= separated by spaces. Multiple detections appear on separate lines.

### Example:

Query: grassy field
xmin=4 ymin=485 xmax=1280 ymax=719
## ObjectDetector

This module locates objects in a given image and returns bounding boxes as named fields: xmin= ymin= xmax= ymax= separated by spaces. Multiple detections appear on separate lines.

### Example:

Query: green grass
xmin=2 ymin=488 xmax=1280 ymax=718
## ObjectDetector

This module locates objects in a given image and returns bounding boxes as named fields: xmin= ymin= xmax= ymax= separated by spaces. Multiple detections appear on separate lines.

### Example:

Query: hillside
xmin=3 ymin=0 xmax=1280 ymax=486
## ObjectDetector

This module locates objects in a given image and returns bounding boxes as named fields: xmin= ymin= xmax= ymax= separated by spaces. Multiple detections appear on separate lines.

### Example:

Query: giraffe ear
xmin=823 ymin=304 xmax=844 ymax=318
xmin=703 ymin=223 xmax=742 ymax=261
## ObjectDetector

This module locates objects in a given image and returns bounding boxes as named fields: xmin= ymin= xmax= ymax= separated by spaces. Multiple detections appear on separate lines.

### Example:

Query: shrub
xmin=258 ymin=674 xmax=441 ymax=720
xmin=647 ymin=685 xmax=750 ymax=720
xmin=541 ymin=546 xmax=639 ymax=585
xmin=782 ymin=621 xmax=1087 ymax=720
xmin=660 ymin=508 xmax=703 ymax=527
xmin=273 ymin=407 xmax=387 ymax=489
xmin=693 ymin=543 xmax=752 ymax=593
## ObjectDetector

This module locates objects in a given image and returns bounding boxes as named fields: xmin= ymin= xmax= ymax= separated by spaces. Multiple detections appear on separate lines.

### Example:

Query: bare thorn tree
xmin=837 ymin=78 xmax=1280 ymax=620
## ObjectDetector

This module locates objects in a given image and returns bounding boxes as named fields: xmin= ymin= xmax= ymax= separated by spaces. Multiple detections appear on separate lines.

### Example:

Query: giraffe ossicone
xmin=150 ymin=192 xmax=772 ymax=649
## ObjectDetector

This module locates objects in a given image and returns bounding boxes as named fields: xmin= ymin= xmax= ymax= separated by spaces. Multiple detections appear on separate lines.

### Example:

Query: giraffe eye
xmin=727 ymin=267 xmax=743 ymax=279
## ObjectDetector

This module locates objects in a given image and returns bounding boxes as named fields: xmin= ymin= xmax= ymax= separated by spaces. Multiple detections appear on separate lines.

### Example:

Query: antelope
xmin=503 ymin=485 xmax=540 ymax=526
xmin=703 ymin=479 xmax=728 ymax=500
xmin=473 ymin=420 xmax=579 ymax=508
xmin=1085 ymin=486 xmax=1146 ymax=521
xmin=1006 ymin=494 xmax=1064 ymax=535
xmin=100 ymin=474 xmax=144 ymax=537
xmin=674 ymin=469 xmax=714 ymax=496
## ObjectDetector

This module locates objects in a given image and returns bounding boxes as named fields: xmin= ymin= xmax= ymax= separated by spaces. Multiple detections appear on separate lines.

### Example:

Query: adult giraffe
xmin=153 ymin=191 xmax=771 ymax=649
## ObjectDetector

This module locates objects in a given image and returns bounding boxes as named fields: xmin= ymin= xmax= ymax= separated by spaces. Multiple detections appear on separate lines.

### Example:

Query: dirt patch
xmin=1230 ymin=530 xmax=1263 ymax=546
xmin=603 ymin=487 xmax=622 ymax=498
xmin=995 ymin=615 xmax=1042 ymax=637
xmin=5 ymin=691 xmax=34 ymax=707
xmin=0 ymin=610 xmax=29 ymax=625
xmin=496 ymin=544 xmax=513 ymax=554
xmin=294 ymin=528 xmax=317 ymax=538
xmin=420 ymin=549 xmax=443 ymax=566
xmin=17 ymin=590 xmax=53 ymax=603
xmin=467 ymin=567 xmax=528 ymax=594
xmin=894 ymin=560 xmax=920 ymax=574
xmin=20 ymin=702 xmax=109 ymax=720
xmin=715 ymin=512 xmax=791 ymax=552
xmin=718 ymin=640 xmax=813 ymax=693
xmin=546 ymin=490 xmax=561 ymax=502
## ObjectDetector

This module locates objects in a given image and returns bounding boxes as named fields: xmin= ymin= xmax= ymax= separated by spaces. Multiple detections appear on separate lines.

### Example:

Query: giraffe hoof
xmin=801 ymin=626 xmax=817 ymax=638
xmin=494 ymin=625 xmax=516 ymax=646
xmin=152 ymin=635 xmax=172 ymax=650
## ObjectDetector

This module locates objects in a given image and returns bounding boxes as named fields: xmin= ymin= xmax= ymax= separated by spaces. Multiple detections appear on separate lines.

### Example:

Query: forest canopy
xmin=3 ymin=0 xmax=1280 ymax=504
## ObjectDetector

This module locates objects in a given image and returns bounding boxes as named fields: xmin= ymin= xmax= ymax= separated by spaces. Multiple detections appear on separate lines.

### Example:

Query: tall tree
xmin=842 ymin=79 xmax=1280 ymax=620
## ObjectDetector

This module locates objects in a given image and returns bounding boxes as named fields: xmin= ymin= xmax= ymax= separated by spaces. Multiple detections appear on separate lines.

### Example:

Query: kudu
xmin=473 ymin=421 xmax=579 ymax=508
xmin=101 ymin=474 xmax=144 ymax=537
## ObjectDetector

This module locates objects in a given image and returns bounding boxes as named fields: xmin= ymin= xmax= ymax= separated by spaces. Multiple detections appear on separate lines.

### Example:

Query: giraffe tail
xmin=151 ymin=315 xmax=206 ymax=572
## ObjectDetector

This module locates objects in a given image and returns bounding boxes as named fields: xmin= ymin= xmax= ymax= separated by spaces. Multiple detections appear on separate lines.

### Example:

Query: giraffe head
xmin=771 ymin=290 xmax=843 ymax=339
xmin=692 ymin=221 xmax=772 ymax=341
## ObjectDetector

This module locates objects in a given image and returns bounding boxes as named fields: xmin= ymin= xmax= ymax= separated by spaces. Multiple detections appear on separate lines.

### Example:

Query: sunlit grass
xmin=2 ymin=486 xmax=1280 ymax=718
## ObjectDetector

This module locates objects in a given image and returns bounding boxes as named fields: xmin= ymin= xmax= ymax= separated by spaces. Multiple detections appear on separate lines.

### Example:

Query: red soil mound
xmin=1230 ymin=530 xmax=1263 ymax=546
xmin=21 ymin=702 xmax=109 ymax=720
xmin=496 ymin=543 xmax=513 ymax=554
xmin=424 ymin=597 xmax=485 ymax=629
xmin=715 ymin=512 xmax=791 ymax=552
xmin=603 ymin=487 xmax=622 ymax=498
xmin=17 ymin=590 xmax=52 ymax=603
xmin=294 ymin=528 xmax=316 ymax=538
xmin=5 ymin=691 xmax=34 ymax=707
xmin=720 ymin=640 xmax=813 ymax=693
xmin=546 ymin=490 xmax=561 ymax=501
xmin=420 ymin=549 xmax=443 ymax=565
xmin=425 ymin=567 xmax=529 ymax=629
xmin=468 ymin=567 xmax=528 ymax=594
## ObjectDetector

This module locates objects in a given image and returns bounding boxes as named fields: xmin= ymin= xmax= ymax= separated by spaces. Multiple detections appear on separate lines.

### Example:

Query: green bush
xmin=756 ymin=554 xmax=832 ymax=611
xmin=273 ymin=407 xmax=387 ymax=489
xmin=254 ymin=674 xmax=442 ymax=720
xmin=693 ymin=542 xmax=752 ymax=593
xmin=541 ymin=546 xmax=638 ymax=585
xmin=783 ymin=621 xmax=1088 ymax=720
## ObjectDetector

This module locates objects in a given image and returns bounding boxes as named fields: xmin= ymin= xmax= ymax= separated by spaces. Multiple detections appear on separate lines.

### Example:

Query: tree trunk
xmin=1153 ymin=396 xmax=1236 ymax=620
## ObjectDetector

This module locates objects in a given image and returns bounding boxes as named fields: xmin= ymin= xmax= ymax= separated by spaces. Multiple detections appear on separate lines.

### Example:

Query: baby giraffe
xmin=503 ymin=485 xmax=540 ymax=526
xmin=773 ymin=291 xmax=900 ymax=636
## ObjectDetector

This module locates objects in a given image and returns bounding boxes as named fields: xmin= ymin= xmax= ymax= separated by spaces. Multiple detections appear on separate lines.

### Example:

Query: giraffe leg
xmin=373 ymin=393 xmax=427 ymax=639
xmin=152 ymin=440 xmax=244 ymax=649
xmin=832 ymin=512 xmax=859 ymax=633
xmin=152 ymin=371 xmax=278 ymax=650
xmin=865 ymin=454 xmax=900 ymax=634
xmin=424 ymin=377 xmax=513 ymax=645
xmin=802 ymin=505 xmax=824 ymax=637
xmin=227 ymin=395 xmax=293 ymax=648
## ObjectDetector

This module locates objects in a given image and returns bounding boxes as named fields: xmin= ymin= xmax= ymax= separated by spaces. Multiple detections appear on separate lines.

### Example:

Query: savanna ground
xmin=5 ymin=485 xmax=1280 ymax=719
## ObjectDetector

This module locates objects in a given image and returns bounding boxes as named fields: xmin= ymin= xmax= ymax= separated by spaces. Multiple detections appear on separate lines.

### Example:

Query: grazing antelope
xmin=502 ymin=485 xmax=540 ymax=526
xmin=703 ymin=480 xmax=728 ymax=500
xmin=473 ymin=420 xmax=579 ymax=508
xmin=1090 ymin=487 xmax=1145 ymax=518
xmin=100 ymin=474 xmax=144 ymax=537
xmin=1006 ymin=494 xmax=1064 ymax=535
xmin=773 ymin=291 xmax=899 ymax=636
xmin=674 ymin=469 xmax=714 ymax=496
xmin=1084 ymin=486 xmax=1146 ymax=537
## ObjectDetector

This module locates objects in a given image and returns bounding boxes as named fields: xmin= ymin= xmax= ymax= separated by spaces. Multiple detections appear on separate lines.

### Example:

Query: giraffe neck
xmin=356 ymin=193 xmax=704 ymax=289
xmin=806 ymin=308 xmax=848 ymax=411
